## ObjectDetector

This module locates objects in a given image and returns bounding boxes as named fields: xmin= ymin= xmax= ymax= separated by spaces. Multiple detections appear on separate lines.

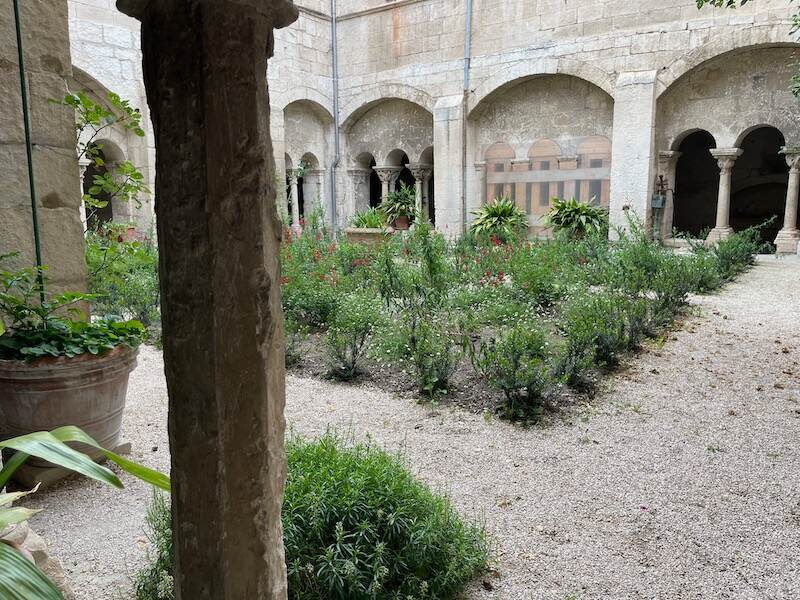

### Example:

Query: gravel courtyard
xmin=31 ymin=256 xmax=800 ymax=599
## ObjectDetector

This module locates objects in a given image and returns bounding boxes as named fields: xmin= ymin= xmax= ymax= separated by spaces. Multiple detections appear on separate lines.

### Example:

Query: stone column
xmin=608 ymin=71 xmax=658 ymax=238
xmin=288 ymin=169 xmax=301 ymax=233
xmin=707 ymin=148 xmax=743 ymax=242
xmin=657 ymin=150 xmax=681 ymax=241
xmin=433 ymin=94 xmax=464 ymax=235
xmin=311 ymin=169 xmax=324 ymax=216
xmin=474 ymin=161 xmax=487 ymax=207
xmin=348 ymin=167 xmax=371 ymax=213
xmin=115 ymin=2 xmax=298 ymax=599
xmin=775 ymin=147 xmax=800 ymax=254
xmin=373 ymin=165 xmax=400 ymax=203
xmin=409 ymin=163 xmax=432 ymax=219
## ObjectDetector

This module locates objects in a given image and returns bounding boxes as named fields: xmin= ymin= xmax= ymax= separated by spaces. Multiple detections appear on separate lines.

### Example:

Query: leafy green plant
xmin=0 ymin=426 xmax=169 ymax=599
xmin=0 ymin=254 xmax=145 ymax=360
xmin=470 ymin=197 xmax=528 ymax=241
xmin=561 ymin=292 xmax=627 ymax=370
xmin=469 ymin=322 xmax=553 ymax=419
xmin=379 ymin=182 xmax=416 ymax=224
xmin=711 ymin=225 xmax=764 ymax=281
xmin=284 ymin=317 xmax=307 ymax=368
xmin=135 ymin=434 xmax=488 ymax=600
xmin=54 ymin=91 xmax=149 ymax=223
xmin=85 ymin=232 xmax=160 ymax=335
xmin=546 ymin=197 xmax=609 ymax=239
xmin=351 ymin=207 xmax=387 ymax=229
xmin=325 ymin=292 xmax=384 ymax=380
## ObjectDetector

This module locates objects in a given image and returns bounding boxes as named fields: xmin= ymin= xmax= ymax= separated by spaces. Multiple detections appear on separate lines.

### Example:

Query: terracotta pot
xmin=393 ymin=215 xmax=410 ymax=230
xmin=345 ymin=227 xmax=393 ymax=247
xmin=0 ymin=345 xmax=138 ymax=466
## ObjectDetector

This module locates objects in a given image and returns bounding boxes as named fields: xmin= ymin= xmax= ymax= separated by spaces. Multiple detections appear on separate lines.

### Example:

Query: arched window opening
xmin=673 ymin=131 xmax=719 ymax=237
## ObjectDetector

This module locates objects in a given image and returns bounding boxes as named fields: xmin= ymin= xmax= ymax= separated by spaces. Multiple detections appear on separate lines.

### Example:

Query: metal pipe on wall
xmin=329 ymin=0 xmax=341 ymax=231
xmin=461 ymin=0 xmax=474 ymax=234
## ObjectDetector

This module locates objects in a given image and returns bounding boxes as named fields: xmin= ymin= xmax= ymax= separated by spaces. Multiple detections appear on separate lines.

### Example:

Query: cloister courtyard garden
xmin=4 ymin=0 xmax=800 ymax=598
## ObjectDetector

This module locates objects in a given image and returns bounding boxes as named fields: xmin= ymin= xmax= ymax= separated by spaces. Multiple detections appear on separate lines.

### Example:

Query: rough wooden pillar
xmin=115 ymin=1 xmax=298 ymax=599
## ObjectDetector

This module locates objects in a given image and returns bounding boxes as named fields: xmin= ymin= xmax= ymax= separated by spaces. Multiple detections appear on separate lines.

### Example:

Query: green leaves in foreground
xmin=0 ymin=426 xmax=170 ymax=599
xmin=0 ymin=543 xmax=63 ymax=600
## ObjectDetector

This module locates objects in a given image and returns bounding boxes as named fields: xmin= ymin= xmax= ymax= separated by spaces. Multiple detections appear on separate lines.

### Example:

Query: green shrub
xmin=85 ymin=232 xmax=160 ymax=333
xmin=470 ymin=197 xmax=528 ymax=241
xmin=285 ymin=317 xmax=307 ymax=368
xmin=408 ymin=316 xmax=461 ymax=397
xmin=561 ymin=292 xmax=627 ymax=369
xmin=282 ymin=277 xmax=339 ymax=329
xmin=711 ymin=226 xmax=763 ymax=280
xmin=135 ymin=435 xmax=489 ymax=600
xmin=470 ymin=322 xmax=553 ymax=419
xmin=134 ymin=493 xmax=174 ymax=600
xmin=325 ymin=293 xmax=384 ymax=379
xmin=351 ymin=207 xmax=387 ymax=229
xmin=546 ymin=197 xmax=608 ymax=239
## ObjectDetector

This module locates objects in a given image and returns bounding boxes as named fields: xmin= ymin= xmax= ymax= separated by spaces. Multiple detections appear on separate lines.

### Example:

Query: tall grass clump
xmin=134 ymin=435 xmax=489 ymax=600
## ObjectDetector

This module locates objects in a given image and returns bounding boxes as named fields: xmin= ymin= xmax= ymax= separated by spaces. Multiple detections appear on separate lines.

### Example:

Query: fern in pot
xmin=0 ymin=253 xmax=145 ymax=469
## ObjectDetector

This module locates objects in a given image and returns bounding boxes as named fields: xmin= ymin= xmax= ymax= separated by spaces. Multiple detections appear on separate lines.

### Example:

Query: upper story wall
xmin=335 ymin=0 xmax=796 ymax=105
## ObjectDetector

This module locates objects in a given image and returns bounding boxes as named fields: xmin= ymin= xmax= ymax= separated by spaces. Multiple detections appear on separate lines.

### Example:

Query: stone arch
xmin=468 ymin=57 xmax=616 ymax=118
xmin=340 ymin=83 xmax=434 ymax=131
xmin=657 ymin=25 xmax=798 ymax=98
xmin=284 ymin=100 xmax=332 ymax=170
xmin=657 ymin=45 xmax=800 ymax=150
xmin=384 ymin=148 xmax=408 ymax=167
xmin=345 ymin=98 xmax=433 ymax=171
xmin=279 ymin=89 xmax=333 ymax=117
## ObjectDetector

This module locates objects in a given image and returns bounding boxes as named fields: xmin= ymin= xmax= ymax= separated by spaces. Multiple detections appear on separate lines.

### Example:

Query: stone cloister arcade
xmin=276 ymin=39 xmax=799 ymax=253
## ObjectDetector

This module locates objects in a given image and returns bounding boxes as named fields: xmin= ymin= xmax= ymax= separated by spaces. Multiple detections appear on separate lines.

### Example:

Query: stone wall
xmin=66 ymin=0 xmax=800 ymax=247
xmin=1 ymin=0 xmax=86 ymax=292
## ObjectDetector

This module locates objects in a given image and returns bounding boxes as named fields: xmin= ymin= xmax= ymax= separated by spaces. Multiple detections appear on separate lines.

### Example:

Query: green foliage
xmin=134 ymin=493 xmax=174 ymax=600
xmin=379 ymin=182 xmax=417 ymax=223
xmin=0 ymin=254 xmax=144 ymax=360
xmin=469 ymin=197 xmax=528 ymax=241
xmin=351 ymin=207 xmax=387 ymax=229
xmin=561 ymin=292 xmax=628 ymax=370
xmin=136 ymin=434 xmax=488 ymax=600
xmin=325 ymin=293 xmax=384 ymax=379
xmin=546 ymin=198 xmax=609 ymax=239
xmin=285 ymin=317 xmax=308 ymax=368
xmin=711 ymin=225 xmax=764 ymax=281
xmin=0 ymin=426 xmax=170 ymax=600
xmin=55 ymin=91 xmax=149 ymax=217
xmin=469 ymin=322 xmax=553 ymax=419
xmin=85 ymin=232 xmax=160 ymax=335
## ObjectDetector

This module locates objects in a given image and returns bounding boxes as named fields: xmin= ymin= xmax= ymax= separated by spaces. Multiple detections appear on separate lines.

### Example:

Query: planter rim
xmin=0 ymin=344 xmax=139 ymax=379
xmin=344 ymin=227 xmax=393 ymax=234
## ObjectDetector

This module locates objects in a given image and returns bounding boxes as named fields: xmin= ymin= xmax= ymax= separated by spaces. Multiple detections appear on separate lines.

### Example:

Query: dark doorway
xmin=673 ymin=130 xmax=718 ymax=237
xmin=730 ymin=127 xmax=787 ymax=243
xmin=368 ymin=157 xmax=382 ymax=208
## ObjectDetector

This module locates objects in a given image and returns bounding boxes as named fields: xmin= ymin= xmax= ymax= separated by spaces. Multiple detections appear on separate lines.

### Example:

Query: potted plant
xmin=545 ymin=197 xmax=609 ymax=239
xmin=470 ymin=197 xmax=529 ymax=242
xmin=0 ymin=254 xmax=145 ymax=473
xmin=379 ymin=182 xmax=416 ymax=230
xmin=345 ymin=207 xmax=392 ymax=246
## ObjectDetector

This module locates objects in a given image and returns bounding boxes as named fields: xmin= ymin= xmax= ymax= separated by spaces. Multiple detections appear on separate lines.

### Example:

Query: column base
xmin=774 ymin=228 xmax=800 ymax=254
xmin=706 ymin=226 xmax=734 ymax=244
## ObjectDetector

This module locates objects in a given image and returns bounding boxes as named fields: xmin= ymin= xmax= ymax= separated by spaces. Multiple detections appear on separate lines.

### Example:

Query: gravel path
xmin=31 ymin=256 xmax=800 ymax=599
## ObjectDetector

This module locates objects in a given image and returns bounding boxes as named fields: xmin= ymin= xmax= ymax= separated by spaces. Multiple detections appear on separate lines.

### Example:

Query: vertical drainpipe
xmin=330 ymin=0 xmax=341 ymax=232
xmin=461 ymin=0 xmax=474 ymax=234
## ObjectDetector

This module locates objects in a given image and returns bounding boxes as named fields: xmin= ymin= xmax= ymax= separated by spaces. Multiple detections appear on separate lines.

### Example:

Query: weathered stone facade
xmin=1 ymin=0 xmax=86 ymax=292
xmin=70 ymin=0 xmax=800 ymax=250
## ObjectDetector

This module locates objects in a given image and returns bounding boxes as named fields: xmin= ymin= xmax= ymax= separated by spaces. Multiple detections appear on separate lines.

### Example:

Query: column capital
xmin=309 ymin=168 xmax=325 ymax=177
xmin=287 ymin=168 xmax=301 ymax=182
xmin=710 ymin=148 xmax=743 ymax=171
xmin=408 ymin=163 xmax=433 ymax=180
xmin=781 ymin=146 xmax=800 ymax=171
xmin=347 ymin=167 xmax=371 ymax=176
xmin=373 ymin=165 xmax=401 ymax=184
xmin=117 ymin=0 xmax=299 ymax=29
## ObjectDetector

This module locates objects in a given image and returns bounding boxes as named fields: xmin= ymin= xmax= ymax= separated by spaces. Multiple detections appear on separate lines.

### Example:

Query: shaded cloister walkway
xmin=33 ymin=257 xmax=800 ymax=599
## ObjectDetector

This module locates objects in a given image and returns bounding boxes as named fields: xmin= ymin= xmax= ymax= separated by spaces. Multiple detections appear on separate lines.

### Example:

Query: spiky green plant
xmin=469 ymin=197 xmax=528 ymax=240
xmin=545 ymin=197 xmax=609 ymax=239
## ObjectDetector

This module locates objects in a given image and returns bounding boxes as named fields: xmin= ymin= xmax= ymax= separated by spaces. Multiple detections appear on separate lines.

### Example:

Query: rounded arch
xmin=279 ymin=90 xmax=334 ymax=118
xmin=93 ymin=138 xmax=126 ymax=164
xmin=735 ymin=123 xmax=787 ymax=147
xmin=672 ymin=130 xmax=719 ymax=237
xmin=384 ymin=148 xmax=407 ymax=167
xmin=340 ymin=83 xmax=434 ymax=131
xmin=468 ymin=57 xmax=616 ymax=117
xmin=419 ymin=146 xmax=434 ymax=165
xmin=657 ymin=25 xmax=799 ymax=98
xmin=354 ymin=151 xmax=375 ymax=170
xmin=528 ymin=139 xmax=561 ymax=161
xmin=670 ymin=128 xmax=718 ymax=152
xmin=284 ymin=153 xmax=294 ymax=169
xmin=300 ymin=152 xmax=320 ymax=170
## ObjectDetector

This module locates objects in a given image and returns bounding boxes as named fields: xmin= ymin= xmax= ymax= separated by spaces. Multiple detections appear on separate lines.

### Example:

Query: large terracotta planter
xmin=345 ymin=227 xmax=393 ymax=247
xmin=0 ymin=345 xmax=138 ymax=466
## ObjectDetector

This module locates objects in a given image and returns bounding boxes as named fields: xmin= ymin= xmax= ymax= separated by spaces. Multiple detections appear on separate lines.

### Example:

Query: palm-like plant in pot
xmin=379 ymin=182 xmax=417 ymax=230
xmin=0 ymin=253 xmax=145 ymax=471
